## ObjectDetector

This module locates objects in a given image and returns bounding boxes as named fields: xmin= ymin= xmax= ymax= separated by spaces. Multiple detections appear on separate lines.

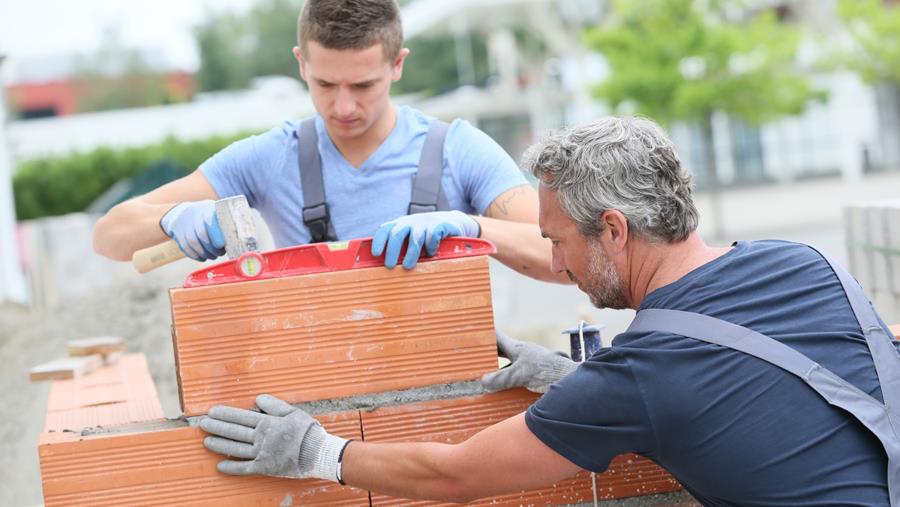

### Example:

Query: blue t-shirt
xmin=200 ymin=106 xmax=527 ymax=247
xmin=526 ymin=240 xmax=895 ymax=506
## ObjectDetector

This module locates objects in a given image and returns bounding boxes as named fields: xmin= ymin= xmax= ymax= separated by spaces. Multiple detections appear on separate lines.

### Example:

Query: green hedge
xmin=13 ymin=133 xmax=250 ymax=220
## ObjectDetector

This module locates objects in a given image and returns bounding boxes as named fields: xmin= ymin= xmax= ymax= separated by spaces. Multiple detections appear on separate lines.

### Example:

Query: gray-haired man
xmin=201 ymin=117 xmax=899 ymax=506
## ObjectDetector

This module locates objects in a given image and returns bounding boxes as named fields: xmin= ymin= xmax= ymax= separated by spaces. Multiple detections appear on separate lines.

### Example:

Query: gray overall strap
xmin=627 ymin=310 xmax=900 ymax=504
xmin=408 ymin=120 xmax=450 ymax=214
xmin=810 ymin=245 xmax=900 ymax=416
xmin=298 ymin=118 xmax=337 ymax=243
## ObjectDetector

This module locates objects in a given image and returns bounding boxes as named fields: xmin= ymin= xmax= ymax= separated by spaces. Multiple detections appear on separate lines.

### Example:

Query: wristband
xmin=336 ymin=439 xmax=353 ymax=485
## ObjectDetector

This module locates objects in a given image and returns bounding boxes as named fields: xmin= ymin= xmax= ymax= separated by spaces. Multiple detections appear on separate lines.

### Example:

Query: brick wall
xmin=38 ymin=251 xmax=685 ymax=506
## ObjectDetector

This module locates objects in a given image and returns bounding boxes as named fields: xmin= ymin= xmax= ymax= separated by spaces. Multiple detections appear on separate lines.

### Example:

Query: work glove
xmin=200 ymin=394 xmax=349 ymax=482
xmin=160 ymin=200 xmax=226 ymax=261
xmin=480 ymin=333 xmax=579 ymax=393
xmin=371 ymin=210 xmax=480 ymax=270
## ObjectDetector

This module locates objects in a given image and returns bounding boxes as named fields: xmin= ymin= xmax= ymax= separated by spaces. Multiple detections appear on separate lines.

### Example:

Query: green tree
xmin=837 ymin=0 xmax=900 ymax=171
xmin=838 ymin=0 xmax=900 ymax=84
xmin=246 ymin=0 xmax=303 ymax=79
xmin=194 ymin=10 xmax=255 ymax=91
xmin=193 ymin=0 xmax=488 ymax=97
xmin=584 ymin=0 xmax=821 ymax=236
xmin=393 ymin=35 xmax=490 ymax=97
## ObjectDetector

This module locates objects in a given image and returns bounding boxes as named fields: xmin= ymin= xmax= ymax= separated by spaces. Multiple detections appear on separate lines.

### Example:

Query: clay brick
xmin=38 ymin=411 xmax=366 ymax=507
xmin=171 ymin=256 xmax=497 ymax=416
xmin=362 ymin=389 xmax=680 ymax=506
xmin=44 ymin=353 xmax=165 ymax=431
xmin=66 ymin=336 xmax=126 ymax=358
xmin=30 ymin=355 xmax=103 ymax=382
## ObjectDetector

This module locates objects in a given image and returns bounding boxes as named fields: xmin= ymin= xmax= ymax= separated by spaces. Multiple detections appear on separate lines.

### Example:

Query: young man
xmin=93 ymin=0 xmax=564 ymax=282
xmin=201 ymin=117 xmax=898 ymax=505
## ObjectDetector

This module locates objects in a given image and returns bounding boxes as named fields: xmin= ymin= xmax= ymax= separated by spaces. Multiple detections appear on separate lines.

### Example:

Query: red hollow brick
xmin=44 ymin=353 xmax=165 ymax=432
xmin=170 ymin=256 xmax=497 ymax=416
xmin=38 ymin=411 xmax=365 ymax=507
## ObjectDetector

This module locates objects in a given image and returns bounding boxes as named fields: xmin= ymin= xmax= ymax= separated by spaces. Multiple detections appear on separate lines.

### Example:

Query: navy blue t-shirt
xmin=526 ymin=240 xmax=895 ymax=506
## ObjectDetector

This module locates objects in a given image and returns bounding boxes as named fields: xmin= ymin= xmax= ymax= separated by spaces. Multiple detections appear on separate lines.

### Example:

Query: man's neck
xmin=626 ymin=233 xmax=731 ymax=308
xmin=328 ymin=104 xmax=398 ymax=168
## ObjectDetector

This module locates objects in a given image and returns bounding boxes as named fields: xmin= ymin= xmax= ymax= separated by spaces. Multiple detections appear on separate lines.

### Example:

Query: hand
xmin=371 ymin=211 xmax=479 ymax=269
xmin=201 ymin=394 xmax=349 ymax=481
xmin=160 ymin=200 xmax=226 ymax=261
xmin=480 ymin=333 xmax=578 ymax=393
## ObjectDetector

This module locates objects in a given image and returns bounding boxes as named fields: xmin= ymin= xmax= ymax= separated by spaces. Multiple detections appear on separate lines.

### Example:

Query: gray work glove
xmin=480 ymin=333 xmax=579 ymax=393
xmin=200 ymin=394 xmax=349 ymax=482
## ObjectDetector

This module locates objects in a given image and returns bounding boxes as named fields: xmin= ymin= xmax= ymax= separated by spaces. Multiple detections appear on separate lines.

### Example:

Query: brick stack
xmin=844 ymin=200 xmax=900 ymax=323
xmin=38 ymin=243 xmax=685 ymax=506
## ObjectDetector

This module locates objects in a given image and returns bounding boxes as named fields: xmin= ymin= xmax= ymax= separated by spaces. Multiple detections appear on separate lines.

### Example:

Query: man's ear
xmin=601 ymin=210 xmax=629 ymax=252
xmin=392 ymin=48 xmax=410 ymax=81
xmin=293 ymin=46 xmax=307 ymax=81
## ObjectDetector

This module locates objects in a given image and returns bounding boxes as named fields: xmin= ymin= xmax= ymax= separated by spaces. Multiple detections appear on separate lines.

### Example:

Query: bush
xmin=12 ymin=132 xmax=250 ymax=220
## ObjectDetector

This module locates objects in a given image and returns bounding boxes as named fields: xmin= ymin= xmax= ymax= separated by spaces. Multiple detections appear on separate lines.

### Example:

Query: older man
xmin=201 ymin=117 xmax=898 ymax=506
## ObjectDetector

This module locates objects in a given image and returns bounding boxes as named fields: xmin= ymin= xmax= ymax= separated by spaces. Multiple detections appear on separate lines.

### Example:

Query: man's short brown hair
xmin=298 ymin=0 xmax=403 ymax=61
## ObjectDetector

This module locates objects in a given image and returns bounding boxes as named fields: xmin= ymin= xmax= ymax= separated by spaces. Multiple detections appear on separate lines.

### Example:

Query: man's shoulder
xmin=247 ymin=119 xmax=303 ymax=156
xmin=397 ymin=105 xmax=481 ymax=138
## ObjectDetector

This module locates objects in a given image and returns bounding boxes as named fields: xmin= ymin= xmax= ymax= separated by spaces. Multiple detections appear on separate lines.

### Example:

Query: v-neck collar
xmin=315 ymin=111 xmax=403 ymax=174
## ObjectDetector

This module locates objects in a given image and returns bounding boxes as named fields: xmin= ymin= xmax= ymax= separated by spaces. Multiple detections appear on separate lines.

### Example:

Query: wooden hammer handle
xmin=132 ymin=239 xmax=186 ymax=273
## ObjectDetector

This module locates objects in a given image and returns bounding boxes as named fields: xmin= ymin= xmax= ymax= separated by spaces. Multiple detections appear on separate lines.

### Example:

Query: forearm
xmin=93 ymin=199 xmax=174 ymax=261
xmin=339 ymin=413 xmax=579 ymax=502
xmin=475 ymin=216 xmax=571 ymax=284
xmin=341 ymin=441 xmax=479 ymax=503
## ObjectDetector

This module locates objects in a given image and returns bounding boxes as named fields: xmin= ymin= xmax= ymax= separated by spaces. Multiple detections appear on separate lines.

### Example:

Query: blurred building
xmin=6 ymin=71 xmax=194 ymax=119
xmin=4 ymin=50 xmax=196 ymax=120
xmin=666 ymin=0 xmax=900 ymax=189
xmin=2 ymin=0 xmax=898 ymax=183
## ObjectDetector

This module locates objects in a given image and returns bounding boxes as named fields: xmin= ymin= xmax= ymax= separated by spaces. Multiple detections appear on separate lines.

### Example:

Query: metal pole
xmin=0 ymin=55 xmax=29 ymax=304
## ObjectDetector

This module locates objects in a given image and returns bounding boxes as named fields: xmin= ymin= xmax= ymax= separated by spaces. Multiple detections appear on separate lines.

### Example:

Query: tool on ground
xmin=132 ymin=195 xmax=258 ymax=274
xmin=181 ymin=236 xmax=494 ymax=287
xmin=563 ymin=321 xmax=604 ymax=362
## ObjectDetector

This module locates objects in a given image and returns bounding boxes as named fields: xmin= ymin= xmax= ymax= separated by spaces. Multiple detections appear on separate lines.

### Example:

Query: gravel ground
xmin=0 ymin=266 xmax=187 ymax=507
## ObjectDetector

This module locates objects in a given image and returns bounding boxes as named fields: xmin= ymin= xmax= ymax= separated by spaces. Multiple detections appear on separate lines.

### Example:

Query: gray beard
xmin=584 ymin=240 xmax=629 ymax=310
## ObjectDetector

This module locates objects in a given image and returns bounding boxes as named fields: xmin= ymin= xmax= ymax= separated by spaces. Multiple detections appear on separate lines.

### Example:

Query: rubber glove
xmin=160 ymin=200 xmax=226 ymax=261
xmin=201 ymin=394 xmax=350 ymax=482
xmin=480 ymin=333 xmax=579 ymax=393
xmin=371 ymin=210 xmax=479 ymax=269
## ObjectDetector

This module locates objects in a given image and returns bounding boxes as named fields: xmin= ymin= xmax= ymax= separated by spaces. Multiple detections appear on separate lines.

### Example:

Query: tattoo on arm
xmin=492 ymin=187 xmax=525 ymax=217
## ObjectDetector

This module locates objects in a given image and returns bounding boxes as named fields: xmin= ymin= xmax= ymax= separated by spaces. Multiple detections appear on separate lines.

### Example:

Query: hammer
xmin=131 ymin=195 xmax=259 ymax=273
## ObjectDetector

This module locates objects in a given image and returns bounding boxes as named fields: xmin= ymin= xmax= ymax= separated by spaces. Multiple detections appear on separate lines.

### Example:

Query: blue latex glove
xmin=160 ymin=200 xmax=226 ymax=261
xmin=371 ymin=210 xmax=479 ymax=269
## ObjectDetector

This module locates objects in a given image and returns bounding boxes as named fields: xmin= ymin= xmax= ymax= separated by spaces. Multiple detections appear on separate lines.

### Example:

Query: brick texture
xmin=44 ymin=353 xmax=164 ymax=432
xmin=362 ymin=389 xmax=681 ymax=506
xmin=38 ymin=411 xmax=365 ymax=507
xmin=170 ymin=256 xmax=497 ymax=416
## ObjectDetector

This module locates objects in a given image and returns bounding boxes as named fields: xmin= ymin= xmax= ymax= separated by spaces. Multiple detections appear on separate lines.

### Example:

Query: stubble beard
xmin=583 ymin=240 xmax=629 ymax=310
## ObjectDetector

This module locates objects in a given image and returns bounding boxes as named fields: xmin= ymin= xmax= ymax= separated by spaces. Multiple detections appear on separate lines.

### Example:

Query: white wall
xmin=7 ymin=77 xmax=315 ymax=163
xmin=0 ymin=59 xmax=28 ymax=304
